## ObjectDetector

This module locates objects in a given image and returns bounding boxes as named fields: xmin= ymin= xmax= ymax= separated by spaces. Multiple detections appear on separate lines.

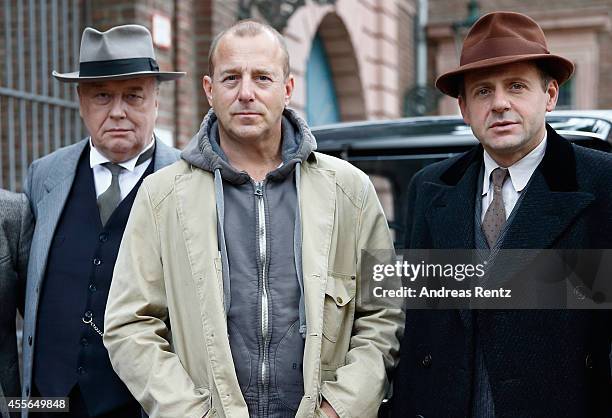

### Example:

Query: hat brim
xmin=435 ymin=54 xmax=574 ymax=98
xmin=52 ymin=70 xmax=186 ymax=82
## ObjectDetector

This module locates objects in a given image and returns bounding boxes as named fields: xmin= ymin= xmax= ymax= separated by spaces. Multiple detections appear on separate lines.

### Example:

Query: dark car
xmin=312 ymin=110 xmax=612 ymax=246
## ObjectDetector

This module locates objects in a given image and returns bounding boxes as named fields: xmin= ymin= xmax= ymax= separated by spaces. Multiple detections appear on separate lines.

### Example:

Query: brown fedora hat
xmin=436 ymin=11 xmax=574 ymax=98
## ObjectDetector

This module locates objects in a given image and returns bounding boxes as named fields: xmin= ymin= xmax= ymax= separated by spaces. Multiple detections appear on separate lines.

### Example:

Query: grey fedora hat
xmin=52 ymin=24 xmax=185 ymax=82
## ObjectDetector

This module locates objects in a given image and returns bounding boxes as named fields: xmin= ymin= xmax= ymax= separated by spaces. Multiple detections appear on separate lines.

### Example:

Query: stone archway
xmin=284 ymin=8 xmax=366 ymax=122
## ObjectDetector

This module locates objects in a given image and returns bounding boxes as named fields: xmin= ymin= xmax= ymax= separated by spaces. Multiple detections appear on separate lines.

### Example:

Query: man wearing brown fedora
xmin=21 ymin=25 xmax=183 ymax=417
xmin=392 ymin=11 xmax=612 ymax=418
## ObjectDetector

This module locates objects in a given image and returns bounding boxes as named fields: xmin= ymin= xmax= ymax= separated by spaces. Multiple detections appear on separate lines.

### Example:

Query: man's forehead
xmin=215 ymin=32 xmax=283 ymax=64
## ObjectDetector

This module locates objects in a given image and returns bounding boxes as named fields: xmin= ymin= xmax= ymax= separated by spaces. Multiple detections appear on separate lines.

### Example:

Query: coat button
xmin=88 ymin=283 xmax=97 ymax=292
xmin=416 ymin=415 xmax=425 ymax=418
xmin=422 ymin=354 xmax=432 ymax=368
xmin=336 ymin=297 xmax=343 ymax=304
xmin=585 ymin=353 xmax=593 ymax=369
xmin=99 ymin=233 xmax=108 ymax=242
xmin=25 ymin=386 xmax=30 ymax=396
xmin=93 ymin=258 xmax=102 ymax=266
xmin=28 ymin=335 xmax=32 ymax=346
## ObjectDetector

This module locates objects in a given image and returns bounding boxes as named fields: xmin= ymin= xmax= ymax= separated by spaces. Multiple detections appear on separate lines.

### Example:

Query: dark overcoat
xmin=392 ymin=125 xmax=612 ymax=418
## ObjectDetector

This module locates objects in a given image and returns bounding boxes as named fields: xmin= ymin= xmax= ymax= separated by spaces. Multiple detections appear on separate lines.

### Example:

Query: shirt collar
xmin=89 ymin=137 xmax=155 ymax=172
xmin=482 ymin=131 xmax=547 ymax=196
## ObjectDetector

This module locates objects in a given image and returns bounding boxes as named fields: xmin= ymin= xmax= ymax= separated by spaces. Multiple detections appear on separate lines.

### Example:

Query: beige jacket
xmin=104 ymin=152 xmax=404 ymax=418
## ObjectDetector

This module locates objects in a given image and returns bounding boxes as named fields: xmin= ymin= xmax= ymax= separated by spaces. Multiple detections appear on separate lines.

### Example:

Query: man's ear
xmin=284 ymin=74 xmax=295 ymax=106
xmin=77 ymin=85 xmax=84 ymax=119
xmin=203 ymin=75 xmax=214 ymax=107
xmin=545 ymin=79 xmax=559 ymax=112
xmin=458 ymin=95 xmax=471 ymax=125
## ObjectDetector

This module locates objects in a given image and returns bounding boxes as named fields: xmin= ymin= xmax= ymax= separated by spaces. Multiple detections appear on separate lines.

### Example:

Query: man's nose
xmin=238 ymin=78 xmax=255 ymax=102
xmin=109 ymin=97 xmax=127 ymax=119
xmin=491 ymin=89 xmax=511 ymax=113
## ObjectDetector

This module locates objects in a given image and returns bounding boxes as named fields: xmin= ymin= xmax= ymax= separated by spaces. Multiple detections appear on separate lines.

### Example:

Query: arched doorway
xmin=306 ymin=33 xmax=341 ymax=126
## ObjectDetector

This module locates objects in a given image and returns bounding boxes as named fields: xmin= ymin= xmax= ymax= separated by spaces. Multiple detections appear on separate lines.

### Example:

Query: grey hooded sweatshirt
xmin=181 ymin=108 xmax=317 ymax=418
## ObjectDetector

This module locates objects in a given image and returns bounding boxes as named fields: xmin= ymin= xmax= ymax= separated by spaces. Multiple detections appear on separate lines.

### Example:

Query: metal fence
xmin=0 ymin=0 xmax=89 ymax=192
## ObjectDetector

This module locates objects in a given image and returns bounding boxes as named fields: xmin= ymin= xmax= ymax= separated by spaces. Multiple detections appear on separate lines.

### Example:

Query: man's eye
xmin=475 ymin=88 xmax=490 ymax=97
xmin=256 ymin=75 xmax=272 ymax=82
xmin=126 ymin=94 xmax=144 ymax=102
xmin=93 ymin=93 xmax=111 ymax=103
xmin=510 ymin=83 xmax=525 ymax=91
xmin=223 ymin=75 xmax=238 ymax=82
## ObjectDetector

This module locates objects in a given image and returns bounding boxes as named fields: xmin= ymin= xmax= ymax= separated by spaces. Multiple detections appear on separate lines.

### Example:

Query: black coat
xmin=391 ymin=126 xmax=612 ymax=418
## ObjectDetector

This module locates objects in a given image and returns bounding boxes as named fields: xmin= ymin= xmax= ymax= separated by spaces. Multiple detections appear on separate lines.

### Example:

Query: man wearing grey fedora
xmin=392 ymin=11 xmax=612 ymax=418
xmin=21 ymin=25 xmax=183 ymax=418
xmin=0 ymin=190 xmax=33 ymax=418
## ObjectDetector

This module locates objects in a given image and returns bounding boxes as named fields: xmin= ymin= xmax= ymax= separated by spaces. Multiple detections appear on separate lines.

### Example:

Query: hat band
xmin=461 ymin=37 xmax=549 ymax=66
xmin=79 ymin=57 xmax=160 ymax=77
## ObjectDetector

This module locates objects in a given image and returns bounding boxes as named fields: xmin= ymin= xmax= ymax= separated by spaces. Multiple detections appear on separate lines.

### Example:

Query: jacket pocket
xmin=322 ymin=272 xmax=356 ymax=343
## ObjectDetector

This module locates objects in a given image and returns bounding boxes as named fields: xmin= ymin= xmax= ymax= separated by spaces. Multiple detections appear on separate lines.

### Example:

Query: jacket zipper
xmin=255 ymin=181 xmax=270 ymax=406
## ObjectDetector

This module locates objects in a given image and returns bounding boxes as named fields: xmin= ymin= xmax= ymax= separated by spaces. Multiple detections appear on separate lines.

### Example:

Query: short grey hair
xmin=207 ymin=19 xmax=290 ymax=79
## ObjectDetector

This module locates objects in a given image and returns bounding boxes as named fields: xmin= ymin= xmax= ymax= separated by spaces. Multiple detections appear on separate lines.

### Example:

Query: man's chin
xmin=231 ymin=127 xmax=264 ymax=140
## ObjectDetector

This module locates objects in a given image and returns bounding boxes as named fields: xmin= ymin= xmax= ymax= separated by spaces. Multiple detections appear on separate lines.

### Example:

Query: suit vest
xmin=34 ymin=146 xmax=154 ymax=415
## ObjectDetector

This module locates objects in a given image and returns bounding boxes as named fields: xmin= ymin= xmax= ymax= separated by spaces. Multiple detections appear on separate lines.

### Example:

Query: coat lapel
xmin=423 ymin=148 xmax=482 ymax=329
xmin=501 ymin=172 xmax=593 ymax=249
xmin=299 ymin=158 xmax=336 ymax=398
xmin=153 ymin=136 xmax=180 ymax=171
xmin=28 ymin=140 xmax=87 ymax=296
xmin=425 ymin=149 xmax=482 ymax=249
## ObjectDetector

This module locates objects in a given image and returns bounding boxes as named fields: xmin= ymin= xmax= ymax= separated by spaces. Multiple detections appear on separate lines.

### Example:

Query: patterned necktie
xmin=482 ymin=167 xmax=510 ymax=248
xmin=97 ymin=163 xmax=125 ymax=226
xmin=96 ymin=144 xmax=155 ymax=226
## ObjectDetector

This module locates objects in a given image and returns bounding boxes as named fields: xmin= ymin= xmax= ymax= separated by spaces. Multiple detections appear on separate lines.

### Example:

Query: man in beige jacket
xmin=104 ymin=20 xmax=403 ymax=418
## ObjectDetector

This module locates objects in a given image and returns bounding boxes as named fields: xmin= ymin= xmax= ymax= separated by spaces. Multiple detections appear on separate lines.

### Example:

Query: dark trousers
xmin=32 ymin=384 xmax=141 ymax=418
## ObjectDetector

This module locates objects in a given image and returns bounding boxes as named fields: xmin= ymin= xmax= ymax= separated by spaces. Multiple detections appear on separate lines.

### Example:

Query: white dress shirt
xmin=90 ymin=138 xmax=154 ymax=200
xmin=481 ymin=133 xmax=547 ymax=222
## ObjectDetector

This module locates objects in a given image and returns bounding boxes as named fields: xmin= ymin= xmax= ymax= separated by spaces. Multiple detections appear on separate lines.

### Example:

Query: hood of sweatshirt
xmin=181 ymin=107 xmax=317 ymax=184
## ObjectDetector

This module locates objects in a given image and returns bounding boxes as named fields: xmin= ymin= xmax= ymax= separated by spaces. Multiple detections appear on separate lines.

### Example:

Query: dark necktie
xmin=481 ymin=167 xmax=509 ymax=248
xmin=96 ymin=144 xmax=155 ymax=226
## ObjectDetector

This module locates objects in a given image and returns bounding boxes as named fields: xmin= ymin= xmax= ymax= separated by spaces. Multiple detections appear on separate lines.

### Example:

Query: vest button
xmin=422 ymin=354 xmax=432 ymax=368
xmin=28 ymin=335 xmax=32 ymax=345
xmin=93 ymin=258 xmax=102 ymax=266
xmin=88 ymin=283 xmax=97 ymax=292
xmin=99 ymin=233 xmax=109 ymax=242
xmin=77 ymin=366 xmax=86 ymax=375
xmin=84 ymin=310 xmax=93 ymax=319
xmin=81 ymin=337 xmax=89 ymax=346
